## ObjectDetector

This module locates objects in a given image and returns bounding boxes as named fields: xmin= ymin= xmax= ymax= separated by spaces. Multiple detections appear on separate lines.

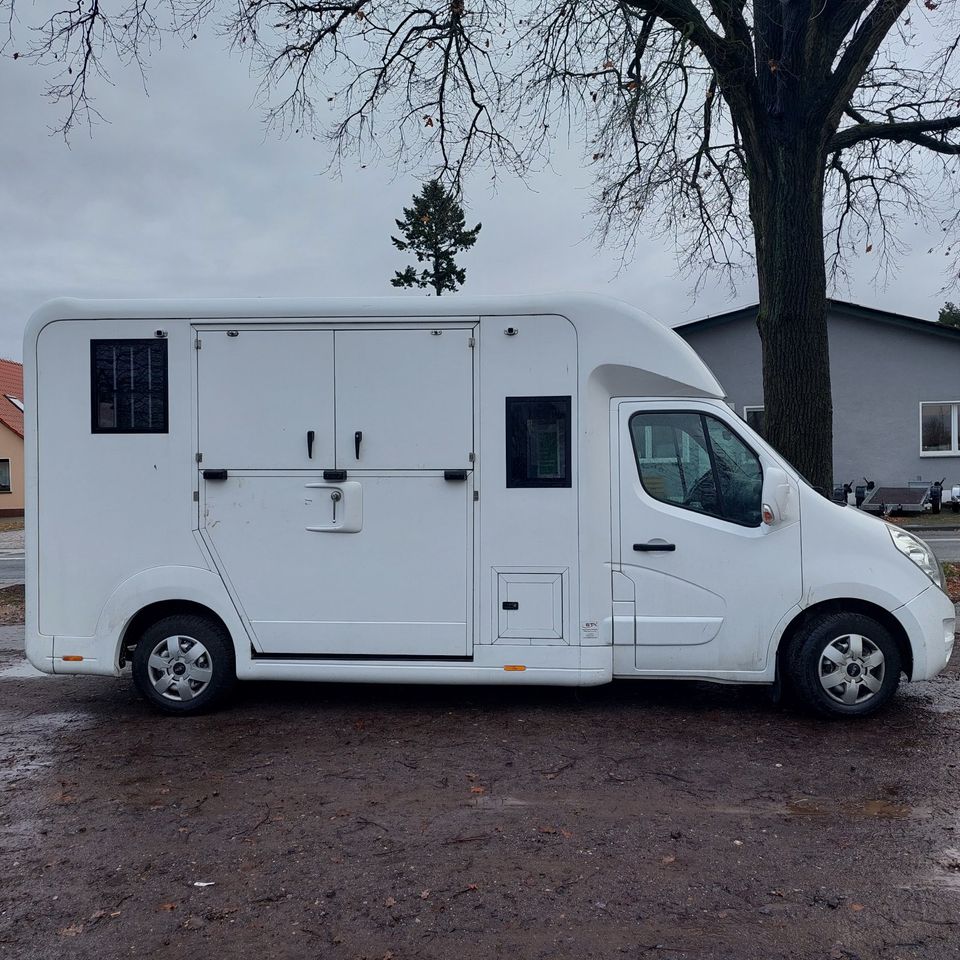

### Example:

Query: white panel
xmin=36 ymin=320 xmax=206 ymax=638
xmin=497 ymin=572 xmax=564 ymax=640
xmin=204 ymin=473 xmax=470 ymax=656
xmin=198 ymin=330 xmax=335 ymax=469
xmin=250 ymin=621 xmax=466 ymax=658
xmin=478 ymin=315 xmax=579 ymax=646
xmin=335 ymin=328 xmax=473 ymax=469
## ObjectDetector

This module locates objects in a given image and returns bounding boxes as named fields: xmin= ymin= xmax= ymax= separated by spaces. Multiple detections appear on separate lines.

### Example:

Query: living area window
xmin=920 ymin=402 xmax=960 ymax=455
xmin=91 ymin=339 xmax=169 ymax=434
xmin=0 ymin=459 xmax=10 ymax=493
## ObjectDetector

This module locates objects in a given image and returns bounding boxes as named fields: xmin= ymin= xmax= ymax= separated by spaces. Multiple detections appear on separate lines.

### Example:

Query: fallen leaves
xmin=537 ymin=825 xmax=573 ymax=839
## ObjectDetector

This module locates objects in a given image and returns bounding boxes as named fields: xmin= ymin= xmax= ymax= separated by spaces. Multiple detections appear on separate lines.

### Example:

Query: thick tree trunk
xmin=749 ymin=146 xmax=833 ymax=494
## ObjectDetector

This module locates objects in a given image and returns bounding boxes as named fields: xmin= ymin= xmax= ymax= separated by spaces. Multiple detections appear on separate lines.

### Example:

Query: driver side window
xmin=629 ymin=411 xmax=763 ymax=527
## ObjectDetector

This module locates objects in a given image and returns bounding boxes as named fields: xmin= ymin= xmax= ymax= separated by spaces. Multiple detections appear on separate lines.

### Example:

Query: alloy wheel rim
xmin=147 ymin=635 xmax=214 ymax=702
xmin=819 ymin=633 xmax=885 ymax=706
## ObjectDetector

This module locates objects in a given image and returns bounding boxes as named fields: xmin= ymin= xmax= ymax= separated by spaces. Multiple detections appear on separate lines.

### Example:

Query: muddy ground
xmin=2 ymin=632 xmax=960 ymax=960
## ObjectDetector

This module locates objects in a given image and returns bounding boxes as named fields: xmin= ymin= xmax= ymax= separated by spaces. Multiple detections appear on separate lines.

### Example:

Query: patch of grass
xmin=0 ymin=583 xmax=24 ymax=624
xmin=886 ymin=512 xmax=960 ymax=527
xmin=0 ymin=517 xmax=23 ymax=533
xmin=943 ymin=563 xmax=960 ymax=603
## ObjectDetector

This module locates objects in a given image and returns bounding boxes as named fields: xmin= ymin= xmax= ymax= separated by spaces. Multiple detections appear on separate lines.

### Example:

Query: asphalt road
xmin=921 ymin=534 xmax=960 ymax=563
xmin=2 ymin=626 xmax=960 ymax=960
xmin=0 ymin=556 xmax=24 ymax=582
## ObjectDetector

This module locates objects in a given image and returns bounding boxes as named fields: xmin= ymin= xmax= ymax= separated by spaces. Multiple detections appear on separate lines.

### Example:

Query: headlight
xmin=887 ymin=525 xmax=943 ymax=589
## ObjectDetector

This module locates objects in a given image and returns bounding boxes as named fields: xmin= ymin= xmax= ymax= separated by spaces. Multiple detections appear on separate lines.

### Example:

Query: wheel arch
xmin=95 ymin=565 xmax=251 ymax=672
xmin=120 ymin=600 xmax=232 ymax=667
xmin=776 ymin=598 xmax=914 ymax=681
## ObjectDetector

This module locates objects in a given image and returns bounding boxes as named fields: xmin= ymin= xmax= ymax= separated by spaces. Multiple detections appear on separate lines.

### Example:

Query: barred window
xmin=91 ymin=339 xmax=169 ymax=434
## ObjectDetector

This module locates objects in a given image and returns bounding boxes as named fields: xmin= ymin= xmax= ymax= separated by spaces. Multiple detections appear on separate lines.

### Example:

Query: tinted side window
xmin=506 ymin=396 xmax=571 ymax=488
xmin=629 ymin=411 xmax=762 ymax=527
xmin=91 ymin=339 xmax=169 ymax=433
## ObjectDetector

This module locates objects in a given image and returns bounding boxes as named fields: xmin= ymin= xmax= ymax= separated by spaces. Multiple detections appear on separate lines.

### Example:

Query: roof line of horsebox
xmin=25 ymin=293 xmax=725 ymax=399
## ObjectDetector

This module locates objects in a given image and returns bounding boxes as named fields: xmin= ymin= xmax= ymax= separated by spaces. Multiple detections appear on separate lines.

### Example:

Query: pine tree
xmin=938 ymin=302 xmax=960 ymax=329
xmin=391 ymin=181 xmax=481 ymax=297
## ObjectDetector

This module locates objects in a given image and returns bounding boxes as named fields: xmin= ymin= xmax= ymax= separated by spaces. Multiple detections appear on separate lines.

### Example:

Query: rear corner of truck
xmin=23 ymin=304 xmax=55 ymax=676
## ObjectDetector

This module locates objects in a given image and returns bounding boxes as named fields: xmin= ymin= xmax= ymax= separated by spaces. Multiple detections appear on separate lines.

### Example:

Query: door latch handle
xmin=354 ymin=430 xmax=362 ymax=460
xmin=633 ymin=542 xmax=676 ymax=552
xmin=307 ymin=430 xmax=315 ymax=460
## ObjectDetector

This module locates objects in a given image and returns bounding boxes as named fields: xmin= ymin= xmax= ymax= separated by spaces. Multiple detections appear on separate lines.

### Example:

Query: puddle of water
xmin=0 ymin=708 xmax=96 ymax=790
xmin=471 ymin=795 xmax=531 ymax=808
xmin=0 ymin=658 xmax=55 ymax=680
xmin=786 ymin=798 xmax=928 ymax=819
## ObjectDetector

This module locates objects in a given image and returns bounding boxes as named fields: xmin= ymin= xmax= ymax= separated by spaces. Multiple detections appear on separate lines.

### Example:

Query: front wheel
xmin=132 ymin=614 xmax=236 ymax=715
xmin=786 ymin=612 xmax=902 ymax=718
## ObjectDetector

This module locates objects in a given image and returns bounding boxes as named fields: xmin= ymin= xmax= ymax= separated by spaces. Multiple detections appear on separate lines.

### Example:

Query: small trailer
xmin=23 ymin=295 xmax=955 ymax=718
xmin=859 ymin=481 xmax=934 ymax=516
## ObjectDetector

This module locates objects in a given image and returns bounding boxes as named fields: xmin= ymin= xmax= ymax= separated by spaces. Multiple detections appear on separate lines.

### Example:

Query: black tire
xmin=132 ymin=613 xmax=236 ymax=715
xmin=786 ymin=611 xmax=902 ymax=719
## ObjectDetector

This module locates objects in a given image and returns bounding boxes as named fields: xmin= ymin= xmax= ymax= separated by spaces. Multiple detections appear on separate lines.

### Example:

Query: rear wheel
xmin=786 ymin=612 xmax=902 ymax=718
xmin=132 ymin=614 xmax=235 ymax=715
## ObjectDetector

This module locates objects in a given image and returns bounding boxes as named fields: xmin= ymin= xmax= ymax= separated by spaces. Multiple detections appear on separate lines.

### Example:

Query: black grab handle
xmin=307 ymin=430 xmax=315 ymax=459
xmin=633 ymin=542 xmax=676 ymax=552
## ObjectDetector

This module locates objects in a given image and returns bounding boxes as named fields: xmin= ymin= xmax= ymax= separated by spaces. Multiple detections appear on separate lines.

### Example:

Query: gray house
xmin=676 ymin=300 xmax=960 ymax=489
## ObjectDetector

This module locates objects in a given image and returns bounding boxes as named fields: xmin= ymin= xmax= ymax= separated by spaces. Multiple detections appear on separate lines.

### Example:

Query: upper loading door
xmin=335 ymin=328 xmax=474 ymax=469
xmin=198 ymin=330 xmax=335 ymax=469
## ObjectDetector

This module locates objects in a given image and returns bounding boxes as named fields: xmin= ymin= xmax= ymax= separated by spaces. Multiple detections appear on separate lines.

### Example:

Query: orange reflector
xmin=503 ymin=664 xmax=526 ymax=672
xmin=62 ymin=655 xmax=84 ymax=662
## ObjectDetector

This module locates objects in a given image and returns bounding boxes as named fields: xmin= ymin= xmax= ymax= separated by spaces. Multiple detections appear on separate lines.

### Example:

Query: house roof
xmin=0 ymin=359 xmax=24 ymax=439
xmin=675 ymin=298 xmax=960 ymax=343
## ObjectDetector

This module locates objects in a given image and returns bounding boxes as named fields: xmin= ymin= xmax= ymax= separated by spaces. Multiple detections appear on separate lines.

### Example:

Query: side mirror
xmin=761 ymin=466 xmax=791 ymax=525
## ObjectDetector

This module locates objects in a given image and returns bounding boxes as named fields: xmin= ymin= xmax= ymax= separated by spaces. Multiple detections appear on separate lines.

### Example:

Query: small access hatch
xmin=496 ymin=571 xmax=566 ymax=642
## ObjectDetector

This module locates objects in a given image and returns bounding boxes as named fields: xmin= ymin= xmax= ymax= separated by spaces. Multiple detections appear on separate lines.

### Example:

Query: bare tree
xmin=6 ymin=0 xmax=960 ymax=490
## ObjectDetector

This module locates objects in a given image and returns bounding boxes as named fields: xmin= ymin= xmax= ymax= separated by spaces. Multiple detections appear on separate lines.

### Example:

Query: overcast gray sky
xmin=0 ymin=29 xmax=953 ymax=363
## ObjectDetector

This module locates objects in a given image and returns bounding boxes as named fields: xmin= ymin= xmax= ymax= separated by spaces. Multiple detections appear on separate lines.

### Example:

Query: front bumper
xmin=895 ymin=585 xmax=956 ymax=681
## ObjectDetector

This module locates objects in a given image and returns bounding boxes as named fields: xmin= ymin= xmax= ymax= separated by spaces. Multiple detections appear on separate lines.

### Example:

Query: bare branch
xmin=831 ymin=114 xmax=960 ymax=153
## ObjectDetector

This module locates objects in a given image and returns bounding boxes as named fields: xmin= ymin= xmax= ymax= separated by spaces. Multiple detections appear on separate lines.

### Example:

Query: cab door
xmin=615 ymin=400 xmax=802 ymax=674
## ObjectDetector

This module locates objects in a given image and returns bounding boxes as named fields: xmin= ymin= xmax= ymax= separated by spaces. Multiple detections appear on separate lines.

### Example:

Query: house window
xmin=629 ymin=411 xmax=763 ymax=527
xmin=743 ymin=405 xmax=766 ymax=438
xmin=505 ymin=396 xmax=572 ymax=488
xmin=0 ymin=459 xmax=10 ymax=493
xmin=920 ymin=402 xmax=960 ymax=455
xmin=4 ymin=396 xmax=23 ymax=412
xmin=91 ymin=339 xmax=169 ymax=434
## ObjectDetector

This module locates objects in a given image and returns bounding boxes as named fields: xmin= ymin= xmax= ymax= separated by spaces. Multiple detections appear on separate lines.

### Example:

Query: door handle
xmin=307 ymin=430 xmax=315 ymax=459
xmin=354 ymin=430 xmax=362 ymax=460
xmin=304 ymin=481 xmax=363 ymax=533
xmin=633 ymin=541 xmax=676 ymax=552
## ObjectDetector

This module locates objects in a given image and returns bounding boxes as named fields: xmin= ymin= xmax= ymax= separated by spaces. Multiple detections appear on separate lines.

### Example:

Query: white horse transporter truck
xmin=24 ymin=295 xmax=954 ymax=717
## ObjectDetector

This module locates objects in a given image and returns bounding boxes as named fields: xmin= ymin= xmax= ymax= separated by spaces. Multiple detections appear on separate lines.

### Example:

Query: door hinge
xmin=473 ymin=490 xmax=479 ymax=502
xmin=195 ymin=338 xmax=202 ymax=350
xmin=195 ymin=452 xmax=203 ymax=463
xmin=468 ymin=337 xmax=476 ymax=348
xmin=468 ymin=452 xmax=476 ymax=463
xmin=193 ymin=490 xmax=199 ymax=502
